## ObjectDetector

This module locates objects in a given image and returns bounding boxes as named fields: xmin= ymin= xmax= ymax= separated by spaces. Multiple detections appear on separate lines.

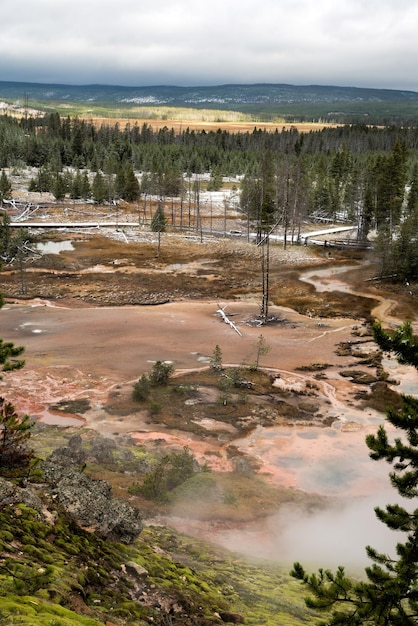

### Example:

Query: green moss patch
xmin=0 ymin=596 xmax=104 ymax=626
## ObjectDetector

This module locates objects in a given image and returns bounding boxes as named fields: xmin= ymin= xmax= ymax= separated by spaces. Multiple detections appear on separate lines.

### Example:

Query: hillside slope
xmin=1 ymin=80 xmax=418 ymax=123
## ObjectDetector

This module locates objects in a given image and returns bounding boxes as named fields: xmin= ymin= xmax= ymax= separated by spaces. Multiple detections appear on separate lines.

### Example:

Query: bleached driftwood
xmin=216 ymin=305 xmax=242 ymax=336
xmin=6 ymin=201 xmax=41 ymax=222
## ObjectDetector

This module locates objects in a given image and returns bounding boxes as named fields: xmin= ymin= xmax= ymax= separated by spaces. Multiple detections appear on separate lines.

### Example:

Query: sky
xmin=2 ymin=0 xmax=418 ymax=92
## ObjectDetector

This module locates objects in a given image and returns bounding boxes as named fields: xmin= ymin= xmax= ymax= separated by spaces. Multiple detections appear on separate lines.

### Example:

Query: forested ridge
xmin=2 ymin=80 xmax=418 ymax=124
xmin=1 ymin=112 xmax=418 ymax=281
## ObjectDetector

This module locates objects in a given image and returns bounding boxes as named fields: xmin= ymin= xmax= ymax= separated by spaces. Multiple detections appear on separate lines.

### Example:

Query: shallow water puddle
xmin=37 ymin=410 xmax=86 ymax=427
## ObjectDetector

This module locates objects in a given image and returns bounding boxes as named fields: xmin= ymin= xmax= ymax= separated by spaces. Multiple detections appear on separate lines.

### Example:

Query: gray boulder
xmin=42 ymin=452 xmax=143 ymax=543
xmin=0 ymin=477 xmax=45 ymax=517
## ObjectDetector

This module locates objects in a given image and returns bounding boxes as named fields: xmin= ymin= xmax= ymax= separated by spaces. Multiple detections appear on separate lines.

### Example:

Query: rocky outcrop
xmin=41 ymin=438 xmax=143 ymax=543
xmin=0 ymin=476 xmax=45 ymax=516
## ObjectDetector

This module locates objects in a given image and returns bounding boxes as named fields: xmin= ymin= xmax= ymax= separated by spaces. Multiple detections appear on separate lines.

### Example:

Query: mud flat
xmin=0 ymin=297 xmax=385 ymax=485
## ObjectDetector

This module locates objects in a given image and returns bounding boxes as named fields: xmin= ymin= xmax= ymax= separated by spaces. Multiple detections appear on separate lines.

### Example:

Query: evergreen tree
xmin=80 ymin=170 xmax=91 ymax=200
xmin=151 ymin=203 xmax=167 ymax=257
xmin=0 ymin=288 xmax=37 ymax=481
xmin=0 ymin=337 xmax=25 ymax=374
xmin=115 ymin=165 xmax=126 ymax=199
xmin=71 ymin=117 xmax=86 ymax=161
xmin=151 ymin=203 xmax=167 ymax=234
xmin=162 ymin=165 xmax=183 ymax=197
xmin=0 ymin=213 xmax=12 ymax=259
xmin=291 ymin=320 xmax=418 ymax=625
xmin=391 ymin=208 xmax=418 ymax=281
xmin=92 ymin=171 xmax=106 ymax=204
xmin=149 ymin=360 xmax=174 ymax=386
xmin=70 ymin=169 xmax=83 ymax=199
xmin=407 ymin=163 xmax=418 ymax=216
xmin=105 ymin=173 xmax=115 ymax=204
xmin=0 ymin=398 xmax=35 ymax=479
xmin=0 ymin=285 xmax=24 ymax=377
xmin=376 ymin=201 xmax=418 ymax=282
xmin=123 ymin=164 xmax=140 ymax=202
xmin=210 ymin=345 xmax=223 ymax=372
xmin=375 ymin=142 xmax=408 ymax=233
xmin=132 ymin=374 xmax=151 ymax=402
xmin=240 ymin=173 xmax=262 ymax=220
xmin=28 ymin=165 xmax=52 ymax=194
xmin=360 ymin=184 xmax=375 ymax=241
xmin=0 ymin=170 xmax=12 ymax=204
xmin=252 ymin=334 xmax=271 ymax=370
xmin=207 ymin=166 xmax=223 ymax=191
xmin=52 ymin=173 xmax=67 ymax=201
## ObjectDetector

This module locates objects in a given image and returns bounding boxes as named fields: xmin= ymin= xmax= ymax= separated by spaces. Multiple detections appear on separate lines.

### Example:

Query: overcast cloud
xmin=2 ymin=0 xmax=418 ymax=91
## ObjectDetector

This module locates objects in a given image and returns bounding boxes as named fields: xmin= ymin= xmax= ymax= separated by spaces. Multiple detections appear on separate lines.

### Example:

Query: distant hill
xmin=1 ymin=80 xmax=417 ymax=105
xmin=1 ymin=80 xmax=418 ymax=123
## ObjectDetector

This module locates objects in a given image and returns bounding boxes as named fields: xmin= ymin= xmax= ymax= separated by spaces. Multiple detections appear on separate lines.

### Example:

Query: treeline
xmin=1 ymin=112 xmax=418 ymax=281
xmin=2 ymin=112 xmax=418 ymax=176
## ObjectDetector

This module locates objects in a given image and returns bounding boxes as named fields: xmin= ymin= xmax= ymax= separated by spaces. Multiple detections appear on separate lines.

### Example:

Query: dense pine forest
xmin=1 ymin=112 xmax=418 ymax=282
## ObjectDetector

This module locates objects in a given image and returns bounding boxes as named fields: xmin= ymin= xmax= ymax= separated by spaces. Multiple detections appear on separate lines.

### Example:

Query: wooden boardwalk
xmin=9 ymin=221 xmax=140 ymax=229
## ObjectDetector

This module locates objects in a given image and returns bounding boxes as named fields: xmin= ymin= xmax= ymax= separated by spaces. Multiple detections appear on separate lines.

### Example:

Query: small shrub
xmin=217 ymin=391 xmax=230 ymax=406
xmin=149 ymin=360 xmax=174 ymax=386
xmin=132 ymin=374 xmax=150 ymax=402
xmin=137 ymin=447 xmax=199 ymax=502
xmin=148 ymin=400 xmax=162 ymax=415
xmin=171 ymin=472 xmax=217 ymax=502
xmin=228 ymin=367 xmax=252 ymax=389
xmin=222 ymin=490 xmax=238 ymax=505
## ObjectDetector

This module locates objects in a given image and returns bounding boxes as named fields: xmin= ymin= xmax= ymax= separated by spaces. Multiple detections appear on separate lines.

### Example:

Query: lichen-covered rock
xmin=0 ymin=476 xmax=45 ymax=517
xmin=88 ymin=437 xmax=117 ymax=464
xmin=46 ymin=434 xmax=87 ymax=469
xmin=41 ymin=453 xmax=143 ymax=543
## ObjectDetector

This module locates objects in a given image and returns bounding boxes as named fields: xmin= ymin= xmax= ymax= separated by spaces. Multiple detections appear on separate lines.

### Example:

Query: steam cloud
xmin=214 ymin=490 xmax=403 ymax=575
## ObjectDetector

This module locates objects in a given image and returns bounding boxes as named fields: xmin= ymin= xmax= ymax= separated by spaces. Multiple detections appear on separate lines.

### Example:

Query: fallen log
xmin=216 ymin=305 xmax=242 ymax=336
